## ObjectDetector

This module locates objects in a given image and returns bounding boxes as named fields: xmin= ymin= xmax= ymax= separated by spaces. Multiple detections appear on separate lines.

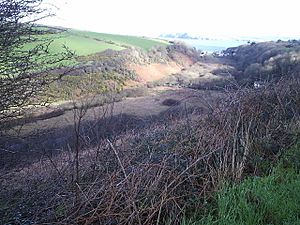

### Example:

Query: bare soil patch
xmin=129 ymin=62 xmax=183 ymax=83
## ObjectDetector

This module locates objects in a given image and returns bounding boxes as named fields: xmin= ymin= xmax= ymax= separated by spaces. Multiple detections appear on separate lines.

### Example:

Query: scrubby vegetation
xmin=43 ymin=72 xmax=127 ymax=102
xmin=222 ymin=40 xmax=300 ymax=85
xmin=183 ymin=143 xmax=300 ymax=225
xmin=11 ymin=27 xmax=170 ymax=105
xmin=1 ymin=3 xmax=300 ymax=223
xmin=41 ymin=43 xmax=201 ymax=102
xmin=1 ymin=76 xmax=299 ymax=224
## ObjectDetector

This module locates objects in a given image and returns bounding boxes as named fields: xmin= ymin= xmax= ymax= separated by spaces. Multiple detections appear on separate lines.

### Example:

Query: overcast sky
xmin=42 ymin=0 xmax=300 ymax=38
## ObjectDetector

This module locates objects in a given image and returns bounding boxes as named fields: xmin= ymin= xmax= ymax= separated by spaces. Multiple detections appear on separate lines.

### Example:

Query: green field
xmin=37 ymin=29 xmax=169 ymax=56
xmin=19 ymin=28 xmax=170 ymax=70
xmin=70 ymin=30 xmax=169 ymax=52
xmin=49 ymin=32 xmax=124 ymax=55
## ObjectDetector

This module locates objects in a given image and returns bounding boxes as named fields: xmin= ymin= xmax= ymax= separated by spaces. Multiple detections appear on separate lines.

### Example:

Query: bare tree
xmin=0 ymin=0 xmax=73 ymax=129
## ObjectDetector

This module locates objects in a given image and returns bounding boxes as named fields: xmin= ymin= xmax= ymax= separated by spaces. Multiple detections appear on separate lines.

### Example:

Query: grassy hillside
xmin=70 ymin=30 xmax=169 ymax=51
xmin=19 ymin=28 xmax=170 ymax=76
xmin=48 ymin=32 xmax=124 ymax=55
xmin=32 ymin=28 xmax=169 ymax=56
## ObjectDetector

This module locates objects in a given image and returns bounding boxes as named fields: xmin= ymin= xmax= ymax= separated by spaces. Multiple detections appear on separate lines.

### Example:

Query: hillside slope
xmin=38 ymin=28 xmax=169 ymax=56
xmin=222 ymin=40 xmax=300 ymax=84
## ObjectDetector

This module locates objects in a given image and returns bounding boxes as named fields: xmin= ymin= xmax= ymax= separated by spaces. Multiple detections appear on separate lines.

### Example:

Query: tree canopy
xmin=0 ymin=0 xmax=73 ymax=128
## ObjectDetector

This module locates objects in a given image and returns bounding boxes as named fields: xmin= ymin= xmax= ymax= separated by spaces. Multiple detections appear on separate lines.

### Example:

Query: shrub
xmin=161 ymin=98 xmax=181 ymax=106
xmin=1 ymin=77 xmax=300 ymax=224
xmin=184 ymin=143 xmax=300 ymax=225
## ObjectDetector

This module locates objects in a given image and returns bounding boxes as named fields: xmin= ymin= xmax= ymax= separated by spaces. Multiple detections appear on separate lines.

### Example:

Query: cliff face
xmin=58 ymin=43 xmax=199 ymax=78
xmin=126 ymin=45 xmax=199 ymax=83
xmin=40 ymin=44 xmax=203 ymax=102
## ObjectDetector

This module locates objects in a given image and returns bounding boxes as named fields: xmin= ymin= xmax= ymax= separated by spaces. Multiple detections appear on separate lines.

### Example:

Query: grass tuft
xmin=184 ymin=143 xmax=300 ymax=225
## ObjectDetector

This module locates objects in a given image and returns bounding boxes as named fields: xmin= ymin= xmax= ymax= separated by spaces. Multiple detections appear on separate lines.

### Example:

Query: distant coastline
xmin=160 ymin=32 xmax=300 ymax=52
xmin=164 ymin=37 xmax=249 ymax=52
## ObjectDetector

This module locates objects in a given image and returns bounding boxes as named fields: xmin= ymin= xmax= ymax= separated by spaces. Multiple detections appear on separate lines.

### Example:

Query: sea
xmin=166 ymin=38 xmax=250 ymax=53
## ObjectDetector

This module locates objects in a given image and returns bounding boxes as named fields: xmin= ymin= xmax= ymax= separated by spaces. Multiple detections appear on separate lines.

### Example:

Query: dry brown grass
xmin=1 ymin=77 xmax=300 ymax=224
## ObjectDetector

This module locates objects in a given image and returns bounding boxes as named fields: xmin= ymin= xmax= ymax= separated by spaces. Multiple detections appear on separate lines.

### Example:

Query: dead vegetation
xmin=1 ymin=77 xmax=299 ymax=224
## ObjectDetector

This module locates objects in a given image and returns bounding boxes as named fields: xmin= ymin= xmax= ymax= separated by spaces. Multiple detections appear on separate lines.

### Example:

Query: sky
xmin=41 ymin=0 xmax=300 ymax=39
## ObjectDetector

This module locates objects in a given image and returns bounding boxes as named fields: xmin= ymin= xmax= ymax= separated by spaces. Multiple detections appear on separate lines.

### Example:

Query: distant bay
xmin=165 ymin=38 xmax=249 ymax=52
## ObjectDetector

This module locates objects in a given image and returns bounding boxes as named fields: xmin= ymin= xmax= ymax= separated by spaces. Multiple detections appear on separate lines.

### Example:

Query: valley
xmin=1 ymin=25 xmax=300 ymax=225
